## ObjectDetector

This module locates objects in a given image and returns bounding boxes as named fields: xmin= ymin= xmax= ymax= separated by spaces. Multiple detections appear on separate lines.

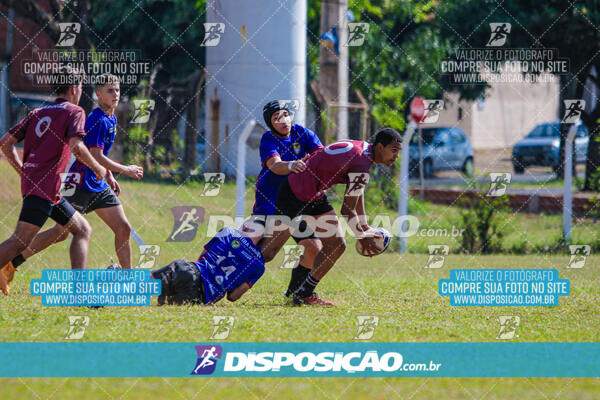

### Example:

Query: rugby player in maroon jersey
xmin=257 ymin=128 xmax=402 ymax=306
xmin=0 ymin=66 xmax=107 ymax=295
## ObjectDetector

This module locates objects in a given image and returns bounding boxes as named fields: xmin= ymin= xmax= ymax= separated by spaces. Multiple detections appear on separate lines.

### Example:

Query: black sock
xmin=11 ymin=254 xmax=26 ymax=269
xmin=287 ymin=264 xmax=311 ymax=294
xmin=295 ymin=273 xmax=319 ymax=298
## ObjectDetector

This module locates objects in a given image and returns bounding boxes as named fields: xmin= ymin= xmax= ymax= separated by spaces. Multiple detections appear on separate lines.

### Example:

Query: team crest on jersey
xmin=231 ymin=240 xmax=240 ymax=249
xmin=293 ymin=142 xmax=301 ymax=154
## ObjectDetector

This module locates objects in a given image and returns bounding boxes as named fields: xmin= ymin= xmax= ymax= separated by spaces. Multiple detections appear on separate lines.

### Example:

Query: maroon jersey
xmin=288 ymin=140 xmax=373 ymax=202
xmin=8 ymin=98 xmax=86 ymax=204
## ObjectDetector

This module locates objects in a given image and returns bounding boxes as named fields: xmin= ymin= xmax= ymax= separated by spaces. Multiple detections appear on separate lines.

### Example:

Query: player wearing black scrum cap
xmin=248 ymin=100 xmax=325 ymax=302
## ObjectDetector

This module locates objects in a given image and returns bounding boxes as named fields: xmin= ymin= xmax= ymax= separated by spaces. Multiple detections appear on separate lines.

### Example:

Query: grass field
xmin=0 ymin=160 xmax=599 ymax=398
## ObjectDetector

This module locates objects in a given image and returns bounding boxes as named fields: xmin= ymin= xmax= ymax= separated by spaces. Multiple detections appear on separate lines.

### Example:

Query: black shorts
xmin=151 ymin=259 xmax=205 ymax=305
xmin=275 ymin=178 xmax=334 ymax=219
xmin=19 ymin=195 xmax=77 ymax=227
xmin=64 ymin=186 xmax=121 ymax=214
xmin=250 ymin=215 xmax=317 ymax=244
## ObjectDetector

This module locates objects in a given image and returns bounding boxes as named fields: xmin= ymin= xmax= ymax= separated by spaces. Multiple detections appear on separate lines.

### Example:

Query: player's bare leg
xmin=1 ymin=215 xmax=91 ymax=293
xmin=6 ymin=206 xmax=132 ymax=269
xmin=0 ymin=221 xmax=41 ymax=295
xmin=298 ymin=238 xmax=321 ymax=268
xmin=292 ymin=210 xmax=346 ymax=306
xmin=1 ymin=224 xmax=69 ymax=292
xmin=21 ymin=224 xmax=70 ymax=259
xmin=94 ymin=205 xmax=132 ymax=268
xmin=258 ymin=218 xmax=293 ymax=263
xmin=284 ymin=237 xmax=321 ymax=297
xmin=64 ymin=212 xmax=92 ymax=269
xmin=1 ymin=216 xmax=89 ymax=291
xmin=306 ymin=210 xmax=346 ymax=279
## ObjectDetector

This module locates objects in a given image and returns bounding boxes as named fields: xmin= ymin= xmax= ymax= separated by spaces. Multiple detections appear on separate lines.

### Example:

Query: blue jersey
xmin=69 ymin=107 xmax=117 ymax=193
xmin=194 ymin=227 xmax=265 ymax=304
xmin=252 ymin=124 xmax=322 ymax=215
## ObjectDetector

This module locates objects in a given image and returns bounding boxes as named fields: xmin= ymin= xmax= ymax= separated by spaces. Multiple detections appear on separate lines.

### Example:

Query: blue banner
xmin=0 ymin=343 xmax=597 ymax=377
xmin=439 ymin=269 xmax=569 ymax=306
xmin=30 ymin=269 xmax=161 ymax=306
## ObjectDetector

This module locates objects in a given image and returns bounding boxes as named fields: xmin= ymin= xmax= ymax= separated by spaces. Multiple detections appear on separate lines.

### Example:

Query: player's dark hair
xmin=51 ymin=64 xmax=85 ymax=95
xmin=372 ymin=128 xmax=402 ymax=147
xmin=263 ymin=100 xmax=289 ymax=132
xmin=95 ymin=73 xmax=120 ymax=89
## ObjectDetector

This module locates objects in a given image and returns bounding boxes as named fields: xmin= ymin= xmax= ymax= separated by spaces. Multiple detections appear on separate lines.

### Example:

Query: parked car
xmin=409 ymin=127 xmax=474 ymax=177
xmin=511 ymin=121 xmax=589 ymax=174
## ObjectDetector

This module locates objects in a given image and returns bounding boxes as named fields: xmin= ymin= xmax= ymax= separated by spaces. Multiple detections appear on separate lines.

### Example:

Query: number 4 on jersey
xmin=214 ymin=252 xmax=237 ymax=285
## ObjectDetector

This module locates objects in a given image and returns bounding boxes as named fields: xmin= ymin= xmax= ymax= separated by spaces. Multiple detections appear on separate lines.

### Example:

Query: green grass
xmin=427 ymin=178 xmax=574 ymax=190
xmin=325 ymin=176 xmax=600 ymax=254
xmin=0 ymin=160 xmax=598 ymax=397
xmin=2 ymin=377 xmax=599 ymax=399
xmin=406 ymin=200 xmax=600 ymax=254
xmin=3 ymin=252 xmax=599 ymax=342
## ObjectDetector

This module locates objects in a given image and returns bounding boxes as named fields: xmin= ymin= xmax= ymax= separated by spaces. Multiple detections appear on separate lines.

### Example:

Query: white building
xmin=204 ymin=0 xmax=307 ymax=175
xmin=430 ymin=68 xmax=560 ymax=150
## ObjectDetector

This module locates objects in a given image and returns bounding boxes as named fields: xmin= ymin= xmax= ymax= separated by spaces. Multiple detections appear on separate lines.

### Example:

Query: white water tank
xmin=204 ymin=0 xmax=307 ymax=175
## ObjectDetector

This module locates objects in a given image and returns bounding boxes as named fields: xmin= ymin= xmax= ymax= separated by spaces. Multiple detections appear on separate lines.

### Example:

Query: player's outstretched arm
xmin=89 ymin=147 xmax=143 ymax=180
xmin=0 ymin=134 xmax=23 ymax=176
xmin=227 ymin=282 xmax=251 ymax=302
xmin=266 ymin=155 xmax=306 ymax=175
xmin=69 ymin=137 xmax=107 ymax=181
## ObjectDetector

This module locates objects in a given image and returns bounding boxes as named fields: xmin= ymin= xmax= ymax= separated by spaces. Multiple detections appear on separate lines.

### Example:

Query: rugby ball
xmin=355 ymin=228 xmax=392 ymax=256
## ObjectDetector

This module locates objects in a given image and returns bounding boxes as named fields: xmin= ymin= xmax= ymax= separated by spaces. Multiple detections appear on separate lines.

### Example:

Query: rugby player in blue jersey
xmin=151 ymin=227 xmax=265 ymax=305
xmin=251 ymin=100 xmax=323 ymax=299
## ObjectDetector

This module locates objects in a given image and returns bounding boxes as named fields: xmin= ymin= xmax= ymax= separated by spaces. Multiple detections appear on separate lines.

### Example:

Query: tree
xmin=2 ymin=0 xmax=208 ymax=172
xmin=310 ymin=1 xmax=445 ymax=209
xmin=88 ymin=0 xmax=207 ymax=171
xmin=307 ymin=0 xmax=448 ymax=134
xmin=0 ymin=0 xmax=95 ymax=112
xmin=0 ymin=0 xmax=61 ymax=40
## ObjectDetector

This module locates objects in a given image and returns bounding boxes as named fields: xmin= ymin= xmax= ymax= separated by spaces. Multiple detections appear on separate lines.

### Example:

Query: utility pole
xmin=319 ymin=0 xmax=349 ymax=140
xmin=337 ymin=0 xmax=349 ymax=140
xmin=206 ymin=88 xmax=221 ymax=172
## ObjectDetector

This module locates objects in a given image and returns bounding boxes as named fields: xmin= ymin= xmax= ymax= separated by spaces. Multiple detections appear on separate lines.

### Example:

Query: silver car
xmin=511 ymin=122 xmax=589 ymax=174
xmin=409 ymin=127 xmax=474 ymax=177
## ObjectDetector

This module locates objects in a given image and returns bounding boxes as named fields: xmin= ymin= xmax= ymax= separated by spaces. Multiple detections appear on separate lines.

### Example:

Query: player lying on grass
xmin=1 ymin=73 xmax=144 ymax=289
xmin=0 ymin=66 xmax=107 ymax=295
xmin=252 ymin=100 xmax=323 ymax=299
xmin=151 ymin=226 xmax=265 ymax=305
xmin=258 ymin=128 xmax=402 ymax=306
